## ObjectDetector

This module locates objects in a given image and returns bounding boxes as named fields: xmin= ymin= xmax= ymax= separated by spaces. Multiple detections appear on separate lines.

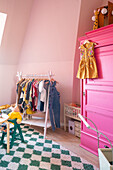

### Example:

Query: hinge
xmin=83 ymin=92 xmax=85 ymax=96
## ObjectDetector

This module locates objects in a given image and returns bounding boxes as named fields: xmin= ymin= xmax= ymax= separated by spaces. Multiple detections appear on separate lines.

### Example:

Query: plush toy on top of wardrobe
xmin=92 ymin=1 xmax=113 ymax=30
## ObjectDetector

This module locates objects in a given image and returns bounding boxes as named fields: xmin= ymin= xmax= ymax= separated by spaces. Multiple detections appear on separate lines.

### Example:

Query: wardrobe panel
xmin=80 ymin=131 xmax=98 ymax=155
xmin=87 ymin=46 xmax=113 ymax=85
xmin=79 ymin=24 xmax=113 ymax=155
xmin=86 ymin=90 xmax=113 ymax=110
xmin=84 ymin=110 xmax=113 ymax=139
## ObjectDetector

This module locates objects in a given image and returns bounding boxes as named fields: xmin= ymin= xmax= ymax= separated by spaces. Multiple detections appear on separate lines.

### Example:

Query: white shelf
xmin=22 ymin=117 xmax=51 ymax=128
xmin=65 ymin=113 xmax=81 ymax=121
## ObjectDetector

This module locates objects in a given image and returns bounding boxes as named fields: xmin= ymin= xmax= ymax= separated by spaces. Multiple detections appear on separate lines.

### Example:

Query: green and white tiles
xmin=0 ymin=124 xmax=98 ymax=170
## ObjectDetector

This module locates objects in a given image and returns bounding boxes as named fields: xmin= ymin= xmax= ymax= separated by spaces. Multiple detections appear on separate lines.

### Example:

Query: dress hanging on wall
xmin=77 ymin=40 xmax=98 ymax=79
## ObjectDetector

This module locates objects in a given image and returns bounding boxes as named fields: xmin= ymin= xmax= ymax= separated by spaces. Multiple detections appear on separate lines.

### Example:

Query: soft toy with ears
xmin=92 ymin=9 xmax=100 ymax=30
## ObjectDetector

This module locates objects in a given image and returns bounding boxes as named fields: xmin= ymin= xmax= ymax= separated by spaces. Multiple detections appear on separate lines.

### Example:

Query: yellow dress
xmin=77 ymin=41 xmax=98 ymax=79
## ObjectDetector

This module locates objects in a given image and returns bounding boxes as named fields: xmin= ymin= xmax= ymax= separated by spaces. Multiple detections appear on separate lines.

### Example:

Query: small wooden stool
xmin=0 ymin=119 xmax=25 ymax=149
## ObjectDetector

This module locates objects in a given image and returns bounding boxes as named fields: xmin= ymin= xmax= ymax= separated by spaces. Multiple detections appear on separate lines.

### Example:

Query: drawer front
xmin=75 ymin=131 xmax=81 ymax=138
xmin=75 ymin=126 xmax=81 ymax=132
xmin=75 ymin=121 xmax=81 ymax=128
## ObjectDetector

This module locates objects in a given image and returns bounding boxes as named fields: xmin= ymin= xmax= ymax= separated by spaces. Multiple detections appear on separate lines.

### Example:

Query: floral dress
xmin=77 ymin=41 xmax=98 ymax=79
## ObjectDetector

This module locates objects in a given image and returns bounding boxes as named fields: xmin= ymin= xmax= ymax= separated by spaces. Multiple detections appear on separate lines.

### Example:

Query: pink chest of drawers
xmin=79 ymin=24 xmax=113 ymax=155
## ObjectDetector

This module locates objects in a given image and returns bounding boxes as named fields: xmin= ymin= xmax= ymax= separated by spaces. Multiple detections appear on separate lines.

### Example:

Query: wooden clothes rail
xmin=16 ymin=71 xmax=54 ymax=139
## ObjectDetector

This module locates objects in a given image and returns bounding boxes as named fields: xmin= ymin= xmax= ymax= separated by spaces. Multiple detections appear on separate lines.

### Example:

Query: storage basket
xmin=64 ymin=103 xmax=81 ymax=119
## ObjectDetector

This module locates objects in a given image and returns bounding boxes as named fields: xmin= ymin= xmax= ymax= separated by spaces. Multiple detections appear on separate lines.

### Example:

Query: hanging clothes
xmin=49 ymin=81 xmax=60 ymax=131
xmin=37 ymin=80 xmax=48 ymax=112
xmin=18 ymin=79 xmax=27 ymax=105
xmin=77 ymin=41 xmax=98 ymax=79
xmin=16 ymin=78 xmax=25 ymax=104
xmin=39 ymin=80 xmax=47 ymax=112
xmin=16 ymin=77 xmax=60 ymax=131
xmin=32 ymin=80 xmax=38 ymax=111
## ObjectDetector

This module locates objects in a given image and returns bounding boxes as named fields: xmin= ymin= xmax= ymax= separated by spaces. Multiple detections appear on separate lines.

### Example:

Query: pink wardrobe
xmin=79 ymin=24 xmax=113 ymax=155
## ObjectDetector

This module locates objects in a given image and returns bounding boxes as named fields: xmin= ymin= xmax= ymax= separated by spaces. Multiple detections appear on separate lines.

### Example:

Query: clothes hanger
xmin=83 ymin=40 xmax=97 ymax=45
xmin=78 ymin=40 xmax=97 ymax=49
xmin=44 ymin=78 xmax=59 ymax=84
xmin=83 ymin=40 xmax=90 ymax=44
xmin=78 ymin=40 xmax=90 ymax=49
xmin=50 ymin=78 xmax=59 ymax=84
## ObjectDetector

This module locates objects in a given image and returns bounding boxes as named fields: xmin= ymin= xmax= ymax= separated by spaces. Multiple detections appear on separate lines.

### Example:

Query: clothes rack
xmin=16 ymin=71 xmax=54 ymax=139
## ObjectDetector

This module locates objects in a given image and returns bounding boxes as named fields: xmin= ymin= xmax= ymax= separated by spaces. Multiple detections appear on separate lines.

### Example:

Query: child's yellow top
xmin=8 ymin=111 xmax=22 ymax=124
xmin=77 ymin=41 xmax=98 ymax=79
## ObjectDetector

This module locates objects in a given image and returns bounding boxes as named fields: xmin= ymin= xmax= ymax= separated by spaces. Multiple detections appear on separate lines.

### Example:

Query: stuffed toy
xmin=92 ymin=9 xmax=100 ymax=30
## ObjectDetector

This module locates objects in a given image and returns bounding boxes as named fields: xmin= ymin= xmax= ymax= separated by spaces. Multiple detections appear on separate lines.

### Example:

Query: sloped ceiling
xmin=18 ymin=0 xmax=80 ymax=64
xmin=0 ymin=0 xmax=34 ymax=65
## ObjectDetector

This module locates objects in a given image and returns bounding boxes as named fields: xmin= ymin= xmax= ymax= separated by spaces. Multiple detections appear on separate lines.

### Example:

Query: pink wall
xmin=102 ymin=0 xmax=113 ymax=5
xmin=72 ymin=0 xmax=103 ymax=104
xmin=0 ymin=0 xmax=110 ymax=123
xmin=18 ymin=0 xmax=81 ymax=122
xmin=0 ymin=0 xmax=33 ymax=105
xmin=0 ymin=65 xmax=17 ymax=105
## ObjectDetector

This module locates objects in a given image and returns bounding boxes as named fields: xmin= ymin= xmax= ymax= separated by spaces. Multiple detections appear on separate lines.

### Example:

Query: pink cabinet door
xmin=80 ymin=44 xmax=113 ymax=155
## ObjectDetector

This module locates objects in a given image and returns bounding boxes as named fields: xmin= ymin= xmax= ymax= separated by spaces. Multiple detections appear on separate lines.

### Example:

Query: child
xmin=0 ymin=105 xmax=23 ymax=132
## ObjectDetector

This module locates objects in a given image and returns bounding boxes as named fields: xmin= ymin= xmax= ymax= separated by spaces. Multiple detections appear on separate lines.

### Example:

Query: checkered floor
xmin=0 ymin=124 xmax=98 ymax=170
